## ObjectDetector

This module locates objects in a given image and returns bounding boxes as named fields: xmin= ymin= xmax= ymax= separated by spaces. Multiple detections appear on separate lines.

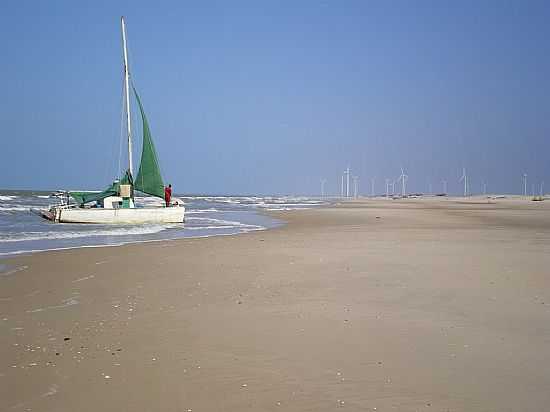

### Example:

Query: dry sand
xmin=1 ymin=197 xmax=550 ymax=411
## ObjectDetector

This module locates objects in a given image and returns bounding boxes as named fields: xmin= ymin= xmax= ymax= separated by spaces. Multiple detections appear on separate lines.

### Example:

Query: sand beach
xmin=1 ymin=197 xmax=550 ymax=411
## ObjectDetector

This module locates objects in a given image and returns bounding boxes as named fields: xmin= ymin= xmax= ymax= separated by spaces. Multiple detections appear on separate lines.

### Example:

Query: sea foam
xmin=1 ymin=225 xmax=175 ymax=243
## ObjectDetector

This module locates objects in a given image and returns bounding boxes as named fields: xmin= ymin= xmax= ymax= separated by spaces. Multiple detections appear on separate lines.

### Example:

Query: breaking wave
xmin=1 ymin=225 xmax=174 ymax=242
xmin=0 ymin=206 xmax=32 ymax=212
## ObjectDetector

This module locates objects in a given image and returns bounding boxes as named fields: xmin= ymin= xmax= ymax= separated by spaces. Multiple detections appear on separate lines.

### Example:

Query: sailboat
xmin=39 ymin=17 xmax=185 ymax=224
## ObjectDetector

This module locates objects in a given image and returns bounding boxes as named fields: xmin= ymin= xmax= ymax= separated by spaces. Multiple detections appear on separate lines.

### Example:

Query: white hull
xmin=41 ymin=205 xmax=185 ymax=224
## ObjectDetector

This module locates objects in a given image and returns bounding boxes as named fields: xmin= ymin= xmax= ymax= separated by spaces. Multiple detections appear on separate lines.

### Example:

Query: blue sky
xmin=1 ymin=1 xmax=549 ymax=195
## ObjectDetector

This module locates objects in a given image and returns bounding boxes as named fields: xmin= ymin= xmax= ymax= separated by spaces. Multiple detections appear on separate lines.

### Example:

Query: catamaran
xmin=39 ymin=17 xmax=185 ymax=224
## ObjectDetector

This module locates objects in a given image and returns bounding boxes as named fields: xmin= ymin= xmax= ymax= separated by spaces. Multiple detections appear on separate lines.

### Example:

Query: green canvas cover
xmin=69 ymin=186 xmax=117 ymax=206
xmin=132 ymin=86 xmax=164 ymax=199
xmin=70 ymin=170 xmax=133 ymax=205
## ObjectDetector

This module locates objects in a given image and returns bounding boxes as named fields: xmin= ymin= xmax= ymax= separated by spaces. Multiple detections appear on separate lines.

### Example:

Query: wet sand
xmin=1 ymin=197 xmax=550 ymax=411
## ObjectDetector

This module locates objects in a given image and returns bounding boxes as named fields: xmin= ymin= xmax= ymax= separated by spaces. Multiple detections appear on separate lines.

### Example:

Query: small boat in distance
xmin=39 ymin=17 xmax=184 ymax=224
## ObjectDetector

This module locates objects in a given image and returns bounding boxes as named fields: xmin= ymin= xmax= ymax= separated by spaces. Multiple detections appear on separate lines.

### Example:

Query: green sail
xmin=69 ymin=87 xmax=165 ymax=204
xmin=132 ymin=86 xmax=165 ymax=199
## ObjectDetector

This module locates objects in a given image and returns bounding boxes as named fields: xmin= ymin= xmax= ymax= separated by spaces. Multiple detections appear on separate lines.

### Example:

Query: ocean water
xmin=0 ymin=191 xmax=326 ymax=256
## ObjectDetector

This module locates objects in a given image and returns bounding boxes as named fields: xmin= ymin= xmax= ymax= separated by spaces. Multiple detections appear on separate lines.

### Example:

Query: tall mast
xmin=121 ymin=16 xmax=133 ymax=177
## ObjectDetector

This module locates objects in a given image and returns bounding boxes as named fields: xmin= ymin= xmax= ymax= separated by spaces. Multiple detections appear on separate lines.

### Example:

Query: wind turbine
xmin=352 ymin=176 xmax=359 ymax=198
xmin=442 ymin=179 xmax=448 ymax=195
xmin=346 ymin=166 xmax=351 ymax=198
xmin=482 ymin=180 xmax=487 ymax=196
xmin=459 ymin=168 xmax=468 ymax=197
xmin=371 ymin=177 xmax=375 ymax=197
xmin=385 ymin=178 xmax=390 ymax=198
xmin=523 ymin=173 xmax=528 ymax=197
xmin=397 ymin=168 xmax=408 ymax=197
xmin=320 ymin=179 xmax=327 ymax=198
xmin=341 ymin=174 xmax=344 ymax=198
xmin=540 ymin=181 xmax=545 ymax=197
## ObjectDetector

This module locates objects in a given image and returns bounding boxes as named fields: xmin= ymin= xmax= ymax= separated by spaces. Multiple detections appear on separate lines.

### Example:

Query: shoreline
xmin=0 ymin=223 xmax=272 ymax=260
xmin=2 ymin=199 xmax=550 ymax=411
xmin=0 ymin=207 xmax=288 ymax=260
xmin=2 ymin=194 xmax=546 ymax=260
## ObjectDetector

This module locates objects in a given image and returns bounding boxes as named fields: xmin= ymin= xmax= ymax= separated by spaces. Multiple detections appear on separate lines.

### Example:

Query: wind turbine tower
xmin=346 ymin=166 xmax=351 ymax=198
xmin=442 ymin=180 xmax=447 ymax=195
xmin=352 ymin=176 xmax=359 ymax=198
xmin=459 ymin=168 xmax=468 ymax=197
xmin=398 ymin=168 xmax=408 ymax=197
xmin=523 ymin=173 xmax=528 ymax=197
xmin=320 ymin=179 xmax=327 ymax=198
xmin=385 ymin=178 xmax=390 ymax=198
xmin=371 ymin=177 xmax=375 ymax=197
xmin=340 ymin=174 xmax=344 ymax=198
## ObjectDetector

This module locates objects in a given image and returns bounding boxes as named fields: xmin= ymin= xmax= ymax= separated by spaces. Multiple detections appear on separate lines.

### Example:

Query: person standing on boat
xmin=164 ymin=184 xmax=172 ymax=207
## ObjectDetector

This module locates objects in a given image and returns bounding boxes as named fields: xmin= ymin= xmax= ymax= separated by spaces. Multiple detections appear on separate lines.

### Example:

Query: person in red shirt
xmin=164 ymin=184 xmax=172 ymax=207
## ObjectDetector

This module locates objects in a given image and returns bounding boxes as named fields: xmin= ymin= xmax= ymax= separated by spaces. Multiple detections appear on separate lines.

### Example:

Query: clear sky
xmin=1 ymin=0 xmax=549 ymax=195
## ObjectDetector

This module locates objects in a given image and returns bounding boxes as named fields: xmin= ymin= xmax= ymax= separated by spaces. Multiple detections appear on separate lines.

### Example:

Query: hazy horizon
xmin=2 ymin=1 xmax=549 ymax=196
